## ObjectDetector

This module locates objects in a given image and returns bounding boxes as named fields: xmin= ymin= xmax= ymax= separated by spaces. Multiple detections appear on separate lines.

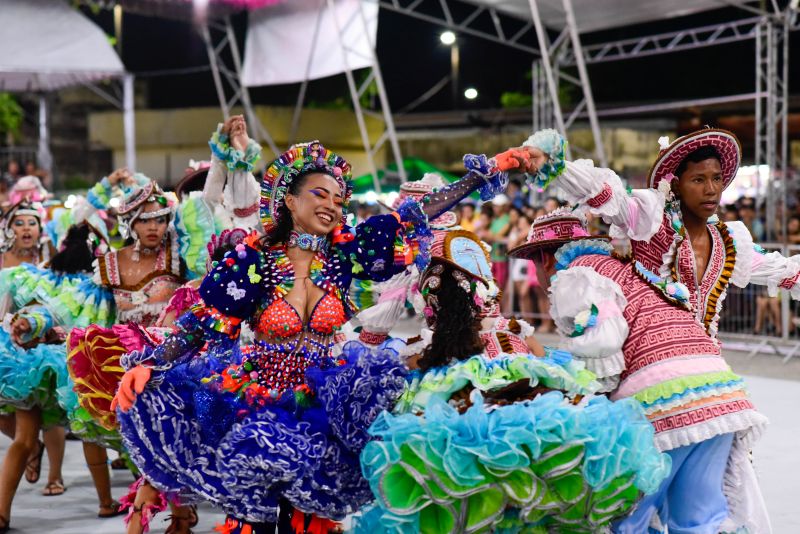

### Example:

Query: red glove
xmin=494 ymin=149 xmax=529 ymax=172
xmin=111 ymin=366 xmax=152 ymax=412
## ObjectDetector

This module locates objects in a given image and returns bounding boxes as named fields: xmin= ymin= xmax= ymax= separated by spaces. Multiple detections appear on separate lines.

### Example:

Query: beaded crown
xmin=260 ymin=141 xmax=352 ymax=233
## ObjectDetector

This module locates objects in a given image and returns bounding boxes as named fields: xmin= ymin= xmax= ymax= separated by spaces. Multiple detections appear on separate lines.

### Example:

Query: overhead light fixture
xmin=464 ymin=87 xmax=478 ymax=100
xmin=440 ymin=31 xmax=456 ymax=45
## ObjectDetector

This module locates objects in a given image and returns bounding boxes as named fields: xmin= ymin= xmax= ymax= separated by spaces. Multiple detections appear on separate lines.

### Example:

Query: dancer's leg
xmin=83 ymin=442 xmax=119 ymax=516
xmin=42 ymin=426 xmax=66 ymax=494
xmin=0 ymin=407 xmax=42 ymax=526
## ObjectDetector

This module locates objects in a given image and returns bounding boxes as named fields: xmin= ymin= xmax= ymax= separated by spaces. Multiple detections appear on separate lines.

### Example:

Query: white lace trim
xmin=726 ymin=221 xmax=755 ymax=288
xmin=118 ymin=303 xmax=165 ymax=323
xmin=720 ymin=432 xmax=773 ymax=533
xmin=580 ymin=350 xmax=624 ymax=381
xmin=654 ymin=409 xmax=768 ymax=452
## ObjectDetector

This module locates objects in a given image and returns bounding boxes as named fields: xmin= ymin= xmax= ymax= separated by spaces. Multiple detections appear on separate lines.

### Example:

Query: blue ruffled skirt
xmin=0 ymin=330 xmax=77 ymax=427
xmin=117 ymin=339 xmax=407 ymax=523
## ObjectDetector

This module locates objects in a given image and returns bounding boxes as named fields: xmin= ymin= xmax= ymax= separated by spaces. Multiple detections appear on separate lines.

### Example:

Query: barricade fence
xmin=500 ymin=243 xmax=800 ymax=362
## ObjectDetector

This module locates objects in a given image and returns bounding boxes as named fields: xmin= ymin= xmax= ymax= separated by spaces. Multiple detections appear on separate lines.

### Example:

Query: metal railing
xmin=501 ymin=243 xmax=800 ymax=363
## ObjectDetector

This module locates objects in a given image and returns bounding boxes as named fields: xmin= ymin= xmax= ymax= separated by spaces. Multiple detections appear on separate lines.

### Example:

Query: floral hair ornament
xmin=260 ymin=140 xmax=352 ymax=234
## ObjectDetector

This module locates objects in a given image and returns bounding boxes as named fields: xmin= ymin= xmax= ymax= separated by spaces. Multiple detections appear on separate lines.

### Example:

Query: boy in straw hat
xmin=510 ymin=208 xmax=771 ymax=534
xmin=515 ymin=128 xmax=800 ymax=343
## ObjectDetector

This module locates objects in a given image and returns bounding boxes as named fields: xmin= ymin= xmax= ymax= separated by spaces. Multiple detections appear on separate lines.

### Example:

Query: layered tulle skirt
xmin=117 ymin=339 xmax=408 ymax=523
xmin=0 ymin=329 xmax=77 ymax=427
xmin=67 ymin=323 xmax=168 ymax=448
xmin=351 ymin=351 xmax=672 ymax=534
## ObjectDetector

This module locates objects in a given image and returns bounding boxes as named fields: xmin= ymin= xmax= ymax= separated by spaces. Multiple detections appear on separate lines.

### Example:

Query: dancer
xmin=0 ymin=221 xmax=116 ymax=531
xmin=353 ymin=228 xmax=670 ymax=533
xmin=515 ymin=127 xmax=800 ymax=340
xmin=67 ymin=179 xmax=191 ymax=527
xmin=512 ymin=208 xmax=770 ymax=533
xmin=112 ymin=120 xmax=525 ymax=532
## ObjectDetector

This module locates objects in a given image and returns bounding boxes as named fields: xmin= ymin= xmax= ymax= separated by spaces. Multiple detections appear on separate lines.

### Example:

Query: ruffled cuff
xmin=395 ymin=198 xmax=432 ymax=272
xmin=462 ymin=153 xmax=509 ymax=201
xmin=87 ymin=176 xmax=113 ymax=210
xmin=521 ymin=128 xmax=567 ymax=188
xmin=208 ymin=124 xmax=261 ymax=173
xmin=726 ymin=221 xmax=755 ymax=288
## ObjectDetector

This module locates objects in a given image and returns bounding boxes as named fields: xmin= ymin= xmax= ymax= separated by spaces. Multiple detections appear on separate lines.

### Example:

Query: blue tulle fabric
xmin=0 ymin=330 xmax=77 ymax=427
xmin=117 ymin=338 xmax=407 ymax=522
xmin=353 ymin=392 xmax=671 ymax=533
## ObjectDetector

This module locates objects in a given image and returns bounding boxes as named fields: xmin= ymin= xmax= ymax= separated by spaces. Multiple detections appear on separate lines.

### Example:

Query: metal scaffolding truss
xmin=561 ymin=16 xmax=765 ymax=65
xmin=372 ymin=0 xmax=540 ymax=56
xmin=528 ymin=0 xmax=607 ymax=165
xmin=200 ymin=17 xmax=279 ymax=156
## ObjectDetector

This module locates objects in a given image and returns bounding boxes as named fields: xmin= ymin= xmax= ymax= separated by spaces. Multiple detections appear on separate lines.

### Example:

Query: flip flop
xmin=24 ymin=439 xmax=44 ymax=484
xmin=42 ymin=479 xmax=66 ymax=496
xmin=98 ymin=500 xmax=126 ymax=519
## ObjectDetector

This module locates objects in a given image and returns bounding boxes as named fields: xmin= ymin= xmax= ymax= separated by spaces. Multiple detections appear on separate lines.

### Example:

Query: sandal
xmin=110 ymin=457 xmax=128 ymax=470
xmin=42 ymin=479 xmax=66 ymax=496
xmin=25 ymin=439 xmax=44 ymax=484
xmin=98 ymin=500 xmax=126 ymax=518
xmin=165 ymin=505 xmax=198 ymax=534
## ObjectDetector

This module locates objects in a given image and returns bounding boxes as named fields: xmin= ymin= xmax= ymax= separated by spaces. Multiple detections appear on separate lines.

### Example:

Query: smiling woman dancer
xmin=110 ymin=118 xmax=535 ymax=534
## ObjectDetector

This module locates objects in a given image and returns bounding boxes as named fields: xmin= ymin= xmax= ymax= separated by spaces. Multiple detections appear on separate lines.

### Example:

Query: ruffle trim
xmin=632 ymin=370 xmax=742 ymax=405
xmin=208 ymin=125 xmax=261 ymax=173
xmin=640 ymin=380 xmax=746 ymax=415
xmin=580 ymin=350 xmax=625 ymax=381
xmin=653 ymin=409 xmax=768 ymax=452
xmin=726 ymin=221 xmax=755 ymax=288
xmin=396 ymin=352 xmax=599 ymax=415
xmin=522 ymin=129 xmax=567 ymax=189
xmin=395 ymin=198 xmax=432 ymax=272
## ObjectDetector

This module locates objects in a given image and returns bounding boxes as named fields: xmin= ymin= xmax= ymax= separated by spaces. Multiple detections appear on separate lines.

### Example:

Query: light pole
xmin=440 ymin=31 xmax=459 ymax=109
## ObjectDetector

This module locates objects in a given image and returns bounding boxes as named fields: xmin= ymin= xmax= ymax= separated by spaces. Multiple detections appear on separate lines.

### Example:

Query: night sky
xmin=81 ymin=2 xmax=799 ymax=115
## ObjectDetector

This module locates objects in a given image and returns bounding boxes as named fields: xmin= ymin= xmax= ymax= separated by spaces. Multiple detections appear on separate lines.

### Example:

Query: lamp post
xmin=440 ymin=31 xmax=459 ymax=109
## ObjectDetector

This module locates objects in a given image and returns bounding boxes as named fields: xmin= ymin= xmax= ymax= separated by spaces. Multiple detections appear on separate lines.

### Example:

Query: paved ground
xmin=0 ymin=330 xmax=796 ymax=533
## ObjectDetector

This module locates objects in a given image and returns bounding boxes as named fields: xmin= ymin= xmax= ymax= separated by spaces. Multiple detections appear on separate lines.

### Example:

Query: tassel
xmin=132 ymin=238 xmax=141 ymax=262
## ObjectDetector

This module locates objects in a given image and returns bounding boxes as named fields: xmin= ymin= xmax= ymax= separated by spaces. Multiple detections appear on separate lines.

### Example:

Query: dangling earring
xmin=131 ymin=230 xmax=141 ymax=262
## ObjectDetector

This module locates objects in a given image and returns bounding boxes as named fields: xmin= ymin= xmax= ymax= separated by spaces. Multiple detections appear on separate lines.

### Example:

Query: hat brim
xmin=175 ymin=168 xmax=209 ymax=198
xmin=647 ymin=129 xmax=741 ymax=190
xmin=426 ymin=256 xmax=491 ymax=286
xmin=508 ymin=235 xmax=610 ymax=260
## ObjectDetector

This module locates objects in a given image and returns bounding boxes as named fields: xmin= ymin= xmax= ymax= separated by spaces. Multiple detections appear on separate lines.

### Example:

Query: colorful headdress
xmin=206 ymin=228 xmax=249 ymax=271
xmin=0 ymin=200 xmax=46 ymax=252
xmin=9 ymin=175 xmax=48 ymax=205
xmin=647 ymin=128 xmax=741 ymax=191
xmin=508 ymin=207 xmax=609 ymax=260
xmin=117 ymin=180 xmax=172 ymax=240
xmin=260 ymin=141 xmax=352 ymax=233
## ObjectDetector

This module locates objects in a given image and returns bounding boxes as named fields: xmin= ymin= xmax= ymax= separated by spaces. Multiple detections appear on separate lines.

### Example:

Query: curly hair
xmin=48 ymin=224 xmax=94 ymax=274
xmin=417 ymin=265 xmax=484 ymax=371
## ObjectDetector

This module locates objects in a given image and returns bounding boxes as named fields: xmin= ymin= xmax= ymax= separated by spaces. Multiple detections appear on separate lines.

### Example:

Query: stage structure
xmin=0 ymin=0 xmax=131 ymax=182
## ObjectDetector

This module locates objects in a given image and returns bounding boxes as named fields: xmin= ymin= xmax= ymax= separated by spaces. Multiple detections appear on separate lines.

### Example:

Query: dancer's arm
xmin=516 ymin=131 xmax=664 ymax=242
xmin=205 ymin=116 xmax=261 ymax=230
xmin=727 ymin=220 xmax=800 ymax=299
xmin=548 ymin=265 xmax=629 ymax=393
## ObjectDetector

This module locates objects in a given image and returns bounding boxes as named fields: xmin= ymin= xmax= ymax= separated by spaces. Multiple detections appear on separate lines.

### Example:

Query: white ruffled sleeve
xmin=549 ymin=266 xmax=629 ymax=392
xmin=557 ymin=159 xmax=664 ymax=241
xmin=728 ymin=220 xmax=800 ymax=298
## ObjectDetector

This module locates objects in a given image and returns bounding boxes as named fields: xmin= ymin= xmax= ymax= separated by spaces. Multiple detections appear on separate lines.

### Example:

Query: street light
xmin=440 ymin=31 xmax=456 ymax=45
xmin=464 ymin=87 xmax=478 ymax=100
xmin=440 ymin=31 xmax=459 ymax=109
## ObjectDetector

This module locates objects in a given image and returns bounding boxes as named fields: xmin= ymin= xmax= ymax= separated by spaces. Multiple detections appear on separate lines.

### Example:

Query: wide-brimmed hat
xmin=175 ymin=160 xmax=211 ymax=198
xmin=647 ymin=128 xmax=741 ymax=190
xmin=425 ymin=229 xmax=493 ymax=285
xmin=388 ymin=173 xmax=458 ymax=228
xmin=509 ymin=207 xmax=608 ymax=260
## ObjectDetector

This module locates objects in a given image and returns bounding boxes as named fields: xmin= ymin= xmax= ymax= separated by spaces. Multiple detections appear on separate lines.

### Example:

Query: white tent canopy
xmin=468 ymin=0 xmax=754 ymax=33
xmin=0 ymin=0 xmax=125 ymax=91
xmin=0 ymin=0 xmax=133 ymax=175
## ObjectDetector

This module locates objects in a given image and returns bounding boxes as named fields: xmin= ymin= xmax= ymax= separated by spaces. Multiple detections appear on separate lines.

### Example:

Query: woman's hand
xmin=230 ymin=115 xmax=250 ymax=152
xmin=111 ymin=366 xmax=152 ymax=412
xmin=107 ymin=168 xmax=133 ymax=186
